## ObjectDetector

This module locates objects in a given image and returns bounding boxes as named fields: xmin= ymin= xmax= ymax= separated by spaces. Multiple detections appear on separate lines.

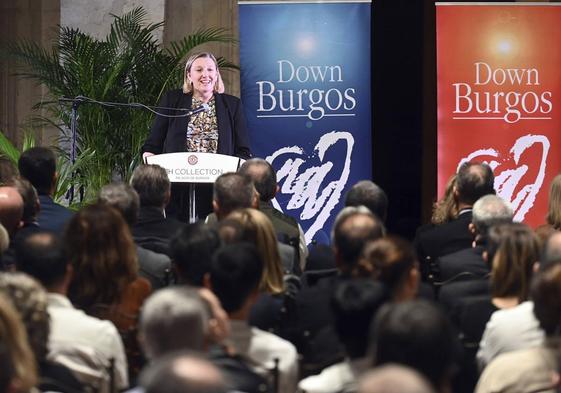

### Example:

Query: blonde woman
xmin=226 ymin=208 xmax=285 ymax=294
xmin=0 ymin=293 xmax=37 ymax=393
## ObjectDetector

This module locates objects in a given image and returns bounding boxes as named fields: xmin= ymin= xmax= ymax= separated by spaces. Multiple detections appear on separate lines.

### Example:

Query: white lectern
xmin=146 ymin=152 xmax=243 ymax=222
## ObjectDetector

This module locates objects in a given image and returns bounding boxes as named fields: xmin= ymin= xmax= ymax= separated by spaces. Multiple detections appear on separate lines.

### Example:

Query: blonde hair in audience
xmin=546 ymin=174 xmax=561 ymax=229
xmin=431 ymin=174 xmax=458 ymax=225
xmin=489 ymin=223 xmax=539 ymax=302
xmin=66 ymin=203 xmax=139 ymax=310
xmin=0 ymin=290 xmax=38 ymax=392
xmin=227 ymin=208 xmax=285 ymax=294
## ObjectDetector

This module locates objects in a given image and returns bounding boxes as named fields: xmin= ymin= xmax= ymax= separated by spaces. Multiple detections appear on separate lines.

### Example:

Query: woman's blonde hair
xmin=227 ymin=208 xmax=285 ymax=294
xmin=182 ymin=52 xmax=224 ymax=94
xmin=488 ymin=223 xmax=539 ymax=302
xmin=546 ymin=174 xmax=561 ymax=229
xmin=431 ymin=174 xmax=458 ymax=225
xmin=0 ymin=286 xmax=39 ymax=392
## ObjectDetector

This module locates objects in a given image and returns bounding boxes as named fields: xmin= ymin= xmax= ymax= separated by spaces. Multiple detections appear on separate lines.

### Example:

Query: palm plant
xmin=4 ymin=7 xmax=237 ymax=203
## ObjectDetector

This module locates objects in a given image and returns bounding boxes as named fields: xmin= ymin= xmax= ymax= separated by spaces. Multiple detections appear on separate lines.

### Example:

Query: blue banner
xmin=239 ymin=0 xmax=372 ymax=245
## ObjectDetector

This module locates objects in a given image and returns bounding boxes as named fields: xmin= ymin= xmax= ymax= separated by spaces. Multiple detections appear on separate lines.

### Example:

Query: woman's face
xmin=188 ymin=57 xmax=217 ymax=97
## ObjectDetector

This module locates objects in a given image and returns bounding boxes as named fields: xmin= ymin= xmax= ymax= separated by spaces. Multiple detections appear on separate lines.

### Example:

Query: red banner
xmin=437 ymin=4 xmax=561 ymax=225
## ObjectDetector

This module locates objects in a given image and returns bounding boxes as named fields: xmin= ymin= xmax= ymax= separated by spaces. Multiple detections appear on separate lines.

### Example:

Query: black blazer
xmin=142 ymin=89 xmax=252 ymax=159
xmin=438 ymin=246 xmax=490 ymax=282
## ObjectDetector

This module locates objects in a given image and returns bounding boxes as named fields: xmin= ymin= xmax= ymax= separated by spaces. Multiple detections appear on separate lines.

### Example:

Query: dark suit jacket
xmin=438 ymin=246 xmax=489 ymax=283
xmin=132 ymin=206 xmax=186 ymax=256
xmin=415 ymin=211 xmax=473 ymax=279
xmin=142 ymin=89 xmax=252 ymax=159
xmin=37 ymin=194 xmax=74 ymax=235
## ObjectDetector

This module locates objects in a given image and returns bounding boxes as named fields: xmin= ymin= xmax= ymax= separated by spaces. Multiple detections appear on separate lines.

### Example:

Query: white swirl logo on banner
xmin=458 ymin=134 xmax=550 ymax=222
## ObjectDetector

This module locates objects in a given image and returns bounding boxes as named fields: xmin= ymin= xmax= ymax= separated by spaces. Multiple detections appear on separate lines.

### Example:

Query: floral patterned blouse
xmin=186 ymin=96 xmax=219 ymax=153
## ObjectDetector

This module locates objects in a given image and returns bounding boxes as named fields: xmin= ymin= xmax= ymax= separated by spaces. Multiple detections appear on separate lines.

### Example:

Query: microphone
xmin=185 ymin=103 xmax=210 ymax=116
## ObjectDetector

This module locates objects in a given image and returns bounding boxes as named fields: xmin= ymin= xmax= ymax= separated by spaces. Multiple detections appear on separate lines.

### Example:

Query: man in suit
xmin=130 ymin=164 xmax=186 ymax=256
xmin=345 ymin=180 xmax=388 ymax=223
xmin=415 ymin=162 xmax=495 ymax=281
xmin=238 ymin=158 xmax=308 ymax=272
xmin=18 ymin=147 xmax=73 ymax=235
xmin=438 ymin=194 xmax=513 ymax=283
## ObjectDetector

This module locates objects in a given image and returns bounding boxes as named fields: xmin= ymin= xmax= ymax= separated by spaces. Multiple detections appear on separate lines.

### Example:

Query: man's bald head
xmin=542 ymin=231 xmax=561 ymax=271
xmin=0 ymin=186 xmax=23 ymax=236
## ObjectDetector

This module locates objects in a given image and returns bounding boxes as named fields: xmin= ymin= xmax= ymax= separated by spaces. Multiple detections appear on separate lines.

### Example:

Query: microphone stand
xmin=58 ymin=95 xmax=196 ymax=204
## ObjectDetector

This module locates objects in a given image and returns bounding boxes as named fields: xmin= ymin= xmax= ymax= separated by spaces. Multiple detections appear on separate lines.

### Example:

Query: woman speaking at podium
xmin=142 ymin=52 xmax=252 ymax=220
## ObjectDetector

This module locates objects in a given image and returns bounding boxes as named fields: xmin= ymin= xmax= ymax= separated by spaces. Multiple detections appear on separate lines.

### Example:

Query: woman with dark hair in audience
xmin=0 ymin=273 xmax=83 ymax=392
xmin=65 ymin=203 xmax=151 ymax=380
xmin=0 ymin=293 xmax=37 ymax=393
xmin=359 ymin=235 xmax=420 ymax=301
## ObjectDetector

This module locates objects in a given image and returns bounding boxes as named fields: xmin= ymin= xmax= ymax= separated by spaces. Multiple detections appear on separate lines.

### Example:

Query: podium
xmin=146 ymin=152 xmax=243 ymax=222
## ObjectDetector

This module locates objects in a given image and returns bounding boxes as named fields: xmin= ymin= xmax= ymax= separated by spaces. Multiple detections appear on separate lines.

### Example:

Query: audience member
xmin=0 ymin=294 xmax=37 ymax=393
xmin=437 ymin=194 xmax=513 ymax=283
xmin=358 ymin=365 xmax=436 ymax=393
xmin=99 ymin=182 xmax=172 ymax=289
xmin=415 ymin=162 xmax=495 ymax=279
xmin=208 ymin=243 xmax=297 ymax=393
xmin=169 ymin=222 xmax=221 ymax=286
xmin=0 ymin=272 xmax=84 ymax=392
xmin=18 ymin=147 xmax=73 ymax=234
xmin=345 ymin=180 xmax=388 ymax=223
xmin=476 ymin=263 xmax=561 ymax=393
xmin=130 ymin=164 xmax=186 ymax=255
xmin=294 ymin=206 xmax=385 ymax=374
xmin=535 ymin=173 xmax=561 ymax=247
xmin=360 ymin=235 xmax=420 ymax=301
xmin=15 ymin=232 xmax=128 ymax=390
xmin=372 ymin=300 xmax=459 ymax=393
xmin=209 ymin=172 xmax=257 ymax=221
xmin=65 ymin=203 xmax=151 ymax=379
xmin=298 ymin=279 xmax=388 ymax=393
xmin=0 ymin=158 xmax=18 ymax=185
xmin=139 ymin=286 xmax=209 ymax=360
xmin=0 ymin=186 xmax=24 ymax=269
xmin=140 ymin=352 xmax=227 ymax=393
xmin=10 ymin=177 xmax=42 ymax=244
xmin=431 ymin=174 xmax=458 ymax=226
xmin=239 ymin=158 xmax=308 ymax=269
xmin=226 ymin=208 xmax=286 ymax=292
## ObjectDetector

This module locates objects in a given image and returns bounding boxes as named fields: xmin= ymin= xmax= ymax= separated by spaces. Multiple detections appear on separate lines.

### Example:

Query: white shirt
xmin=477 ymin=301 xmax=544 ymax=370
xmin=297 ymin=357 xmax=370 ymax=393
xmin=47 ymin=293 xmax=129 ymax=390
xmin=228 ymin=319 xmax=298 ymax=393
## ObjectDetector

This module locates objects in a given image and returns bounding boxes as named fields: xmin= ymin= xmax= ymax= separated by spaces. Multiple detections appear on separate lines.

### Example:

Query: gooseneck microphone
xmin=185 ymin=103 xmax=210 ymax=116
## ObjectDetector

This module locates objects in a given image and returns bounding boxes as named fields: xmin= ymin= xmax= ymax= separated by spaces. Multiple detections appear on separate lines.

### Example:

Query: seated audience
xmin=415 ymin=162 xmax=495 ymax=280
xmin=372 ymin=300 xmax=459 ymax=393
xmin=294 ymin=206 xmax=385 ymax=375
xmin=99 ymin=182 xmax=172 ymax=289
xmin=476 ymin=263 xmax=561 ymax=393
xmin=0 ymin=272 xmax=84 ymax=392
xmin=139 ymin=286 xmax=209 ymax=360
xmin=65 ymin=203 xmax=151 ymax=380
xmin=15 ymin=231 xmax=128 ymax=390
xmin=344 ymin=180 xmax=389 ymax=223
xmin=239 ymin=158 xmax=308 ymax=270
xmin=18 ymin=147 xmax=73 ymax=234
xmin=130 ymin=164 xmax=186 ymax=255
xmin=169 ymin=222 xmax=221 ymax=286
xmin=359 ymin=235 xmax=420 ymax=301
xmin=535 ymin=173 xmax=561 ymax=247
xmin=358 ymin=365 xmax=436 ymax=393
xmin=207 ymin=243 xmax=297 ymax=393
xmin=139 ymin=352 xmax=227 ymax=393
xmin=0 ymin=293 xmax=37 ymax=393
xmin=298 ymin=279 xmax=388 ymax=393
